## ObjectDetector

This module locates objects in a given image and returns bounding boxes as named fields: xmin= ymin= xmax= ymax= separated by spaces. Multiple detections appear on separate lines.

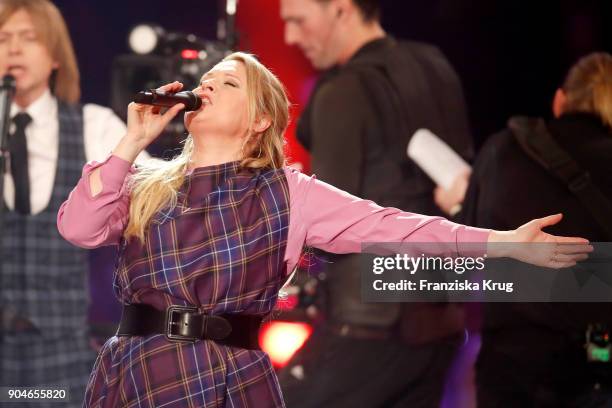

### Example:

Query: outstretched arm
xmin=286 ymin=169 xmax=592 ymax=269
xmin=286 ymin=168 xmax=490 ymax=257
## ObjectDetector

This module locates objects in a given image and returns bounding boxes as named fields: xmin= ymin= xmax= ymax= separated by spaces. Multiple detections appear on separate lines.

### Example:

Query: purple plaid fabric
xmin=85 ymin=162 xmax=290 ymax=408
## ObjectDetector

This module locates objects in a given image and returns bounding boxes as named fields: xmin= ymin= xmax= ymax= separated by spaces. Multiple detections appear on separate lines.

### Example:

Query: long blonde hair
xmin=0 ymin=0 xmax=80 ymax=103
xmin=124 ymin=52 xmax=290 ymax=242
xmin=562 ymin=52 xmax=612 ymax=128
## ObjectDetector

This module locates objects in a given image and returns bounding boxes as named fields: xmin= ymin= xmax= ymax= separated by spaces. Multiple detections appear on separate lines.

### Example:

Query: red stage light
xmin=275 ymin=294 xmax=299 ymax=311
xmin=181 ymin=49 xmax=199 ymax=60
xmin=260 ymin=321 xmax=312 ymax=368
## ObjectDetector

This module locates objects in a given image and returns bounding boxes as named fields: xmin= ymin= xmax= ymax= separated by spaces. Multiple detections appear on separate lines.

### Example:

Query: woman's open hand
xmin=487 ymin=213 xmax=593 ymax=268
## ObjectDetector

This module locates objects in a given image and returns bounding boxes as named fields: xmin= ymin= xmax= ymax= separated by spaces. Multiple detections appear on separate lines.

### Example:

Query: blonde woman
xmin=58 ymin=52 xmax=590 ymax=407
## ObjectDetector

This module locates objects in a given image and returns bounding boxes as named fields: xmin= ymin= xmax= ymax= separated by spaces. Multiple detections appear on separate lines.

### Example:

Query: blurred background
xmin=56 ymin=0 xmax=611 ymax=149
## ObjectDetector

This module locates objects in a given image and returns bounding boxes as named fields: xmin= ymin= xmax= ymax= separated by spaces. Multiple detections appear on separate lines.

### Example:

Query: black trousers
xmin=278 ymin=325 xmax=462 ymax=408
xmin=477 ymin=328 xmax=612 ymax=408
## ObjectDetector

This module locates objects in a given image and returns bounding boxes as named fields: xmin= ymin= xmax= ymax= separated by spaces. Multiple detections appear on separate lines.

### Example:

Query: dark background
xmin=54 ymin=0 xmax=611 ymax=147
xmin=380 ymin=0 xmax=611 ymax=147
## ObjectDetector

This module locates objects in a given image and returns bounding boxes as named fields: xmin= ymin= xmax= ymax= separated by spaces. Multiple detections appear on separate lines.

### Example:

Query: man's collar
xmin=10 ymin=89 xmax=57 ymax=125
xmin=348 ymin=35 xmax=393 ymax=64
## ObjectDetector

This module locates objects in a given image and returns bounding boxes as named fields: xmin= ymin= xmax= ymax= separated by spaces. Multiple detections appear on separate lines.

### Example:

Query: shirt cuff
xmin=101 ymin=155 xmax=133 ymax=190
xmin=456 ymin=226 xmax=491 ymax=258
xmin=82 ymin=154 xmax=133 ymax=198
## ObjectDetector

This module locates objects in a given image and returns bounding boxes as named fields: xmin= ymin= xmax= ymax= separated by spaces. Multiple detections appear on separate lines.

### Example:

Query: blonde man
xmin=0 ymin=1 xmax=140 ymax=405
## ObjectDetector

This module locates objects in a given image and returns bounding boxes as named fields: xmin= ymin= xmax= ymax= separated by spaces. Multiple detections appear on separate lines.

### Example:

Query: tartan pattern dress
xmin=84 ymin=162 xmax=290 ymax=407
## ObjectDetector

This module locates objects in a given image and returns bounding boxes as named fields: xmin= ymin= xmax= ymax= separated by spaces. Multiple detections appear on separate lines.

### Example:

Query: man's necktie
xmin=9 ymin=112 xmax=32 ymax=214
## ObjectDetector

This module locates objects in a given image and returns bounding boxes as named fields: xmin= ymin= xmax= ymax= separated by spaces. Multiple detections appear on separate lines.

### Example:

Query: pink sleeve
xmin=57 ymin=154 xmax=133 ymax=248
xmin=283 ymin=168 xmax=491 ymax=271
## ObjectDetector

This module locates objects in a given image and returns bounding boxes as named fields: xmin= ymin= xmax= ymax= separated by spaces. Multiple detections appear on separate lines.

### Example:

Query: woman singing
xmin=57 ymin=52 xmax=590 ymax=407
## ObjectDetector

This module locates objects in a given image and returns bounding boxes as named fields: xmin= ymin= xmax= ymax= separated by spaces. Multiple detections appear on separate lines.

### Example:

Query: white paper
xmin=407 ymin=128 xmax=471 ymax=190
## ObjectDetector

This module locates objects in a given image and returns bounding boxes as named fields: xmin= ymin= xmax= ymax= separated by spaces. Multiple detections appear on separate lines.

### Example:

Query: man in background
xmin=279 ymin=0 xmax=474 ymax=406
xmin=0 ymin=1 xmax=139 ymax=405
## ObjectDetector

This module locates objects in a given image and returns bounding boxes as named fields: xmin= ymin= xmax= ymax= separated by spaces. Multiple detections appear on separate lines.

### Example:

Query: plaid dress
xmin=85 ymin=162 xmax=290 ymax=408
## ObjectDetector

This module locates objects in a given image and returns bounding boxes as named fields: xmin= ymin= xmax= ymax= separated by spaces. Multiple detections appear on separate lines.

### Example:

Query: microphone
xmin=1 ymin=74 xmax=16 ymax=151
xmin=133 ymin=89 xmax=202 ymax=111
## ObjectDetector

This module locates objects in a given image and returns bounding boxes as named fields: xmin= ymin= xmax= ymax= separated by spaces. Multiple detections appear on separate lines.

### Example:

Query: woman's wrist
xmin=113 ymin=134 xmax=146 ymax=164
xmin=486 ymin=230 xmax=515 ymax=258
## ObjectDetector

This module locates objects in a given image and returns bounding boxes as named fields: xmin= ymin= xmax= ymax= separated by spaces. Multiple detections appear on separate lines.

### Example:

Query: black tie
xmin=9 ymin=112 xmax=32 ymax=215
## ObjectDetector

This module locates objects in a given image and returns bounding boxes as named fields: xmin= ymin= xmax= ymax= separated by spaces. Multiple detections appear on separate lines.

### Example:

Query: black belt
xmin=117 ymin=304 xmax=262 ymax=350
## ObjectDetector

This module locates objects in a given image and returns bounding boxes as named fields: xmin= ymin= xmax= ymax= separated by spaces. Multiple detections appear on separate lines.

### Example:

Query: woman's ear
xmin=252 ymin=115 xmax=271 ymax=134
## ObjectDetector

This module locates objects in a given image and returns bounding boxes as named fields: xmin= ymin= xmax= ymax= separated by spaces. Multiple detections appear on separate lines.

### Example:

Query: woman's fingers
xmin=554 ymin=236 xmax=591 ymax=246
xmin=130 ymin=102 xmax=158 ymax=116
xmin=551 ymin=252 xmax=589 ymax=263
xmin=534 ymin=213 xmax=563 ymax=228
xmin=158 ymin=103 xmax=185 ymax=127
xmin=129 ymin=81 xmax=184 ymax=120
xmin=157 ymin=81 xmax=184 ymax=93
xmin=130 ymin=102 xmax=147 ymax=112
xmin=544 ymin=241 xmax=593 ymax=269
xmin=555 ymin=242 xmax=593 ymax=254
xmin=550 ymin=260 xmax=577 ymax=269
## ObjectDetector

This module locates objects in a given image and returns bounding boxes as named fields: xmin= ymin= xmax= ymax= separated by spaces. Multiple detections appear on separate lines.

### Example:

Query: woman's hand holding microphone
xmin=88 ymin=82 xmax=186 ymax=197
xmin=114 ymin=81 xmax=186 ymax=164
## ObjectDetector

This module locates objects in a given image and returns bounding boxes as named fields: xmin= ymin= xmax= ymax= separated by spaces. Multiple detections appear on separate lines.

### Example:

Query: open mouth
xmin=7 ymin=65 xmax=26 ymax=76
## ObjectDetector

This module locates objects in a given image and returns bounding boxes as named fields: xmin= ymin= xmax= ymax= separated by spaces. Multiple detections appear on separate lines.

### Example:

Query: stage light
xmin=112 ymin=23 xmax=230 ymax=158
xmin=181 ymin=49 xmax=199 ymax=60
xmin=226 ymin=0 xmax=237 ymax=15
xmin=260 ymin=321 xmax=312 ymax=367
xmin=128 ymin=24 xmax=164 ymax=55
xmin=276 ymin=294 xmax=299 ymax=311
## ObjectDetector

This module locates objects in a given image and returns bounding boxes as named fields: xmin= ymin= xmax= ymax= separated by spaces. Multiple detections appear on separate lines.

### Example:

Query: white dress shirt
xmin=5 ymin=90 xmax=139 ymax=214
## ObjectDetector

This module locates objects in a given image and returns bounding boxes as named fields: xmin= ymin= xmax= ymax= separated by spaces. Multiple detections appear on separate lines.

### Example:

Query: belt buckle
xmin=165 ymin=305 xmax=199 ymax=343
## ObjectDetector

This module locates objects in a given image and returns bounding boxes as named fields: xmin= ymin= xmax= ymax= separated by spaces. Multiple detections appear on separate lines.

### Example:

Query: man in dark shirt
xmin=279 ymin=0 xmax=474 ymax=406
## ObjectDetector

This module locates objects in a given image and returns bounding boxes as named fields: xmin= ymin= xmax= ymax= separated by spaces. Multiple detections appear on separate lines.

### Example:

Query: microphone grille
xmin=183 ymin=91 xmax=202 ymax=111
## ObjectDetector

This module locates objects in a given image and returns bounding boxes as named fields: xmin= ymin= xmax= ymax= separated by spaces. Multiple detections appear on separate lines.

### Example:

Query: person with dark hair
xmin=460 ymin=52 xmax=612 ymax=406
xmin=279 ymin=0 xmax=474 ymax=406
xmin=0 ymin=0 xmax=143 ymax=405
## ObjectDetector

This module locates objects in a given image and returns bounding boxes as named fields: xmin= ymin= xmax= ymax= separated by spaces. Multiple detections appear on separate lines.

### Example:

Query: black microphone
xmin=1 ymin=74 xmax=16 ymax=152
xmin=133 ymin=89 xmax=202 ymax=111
